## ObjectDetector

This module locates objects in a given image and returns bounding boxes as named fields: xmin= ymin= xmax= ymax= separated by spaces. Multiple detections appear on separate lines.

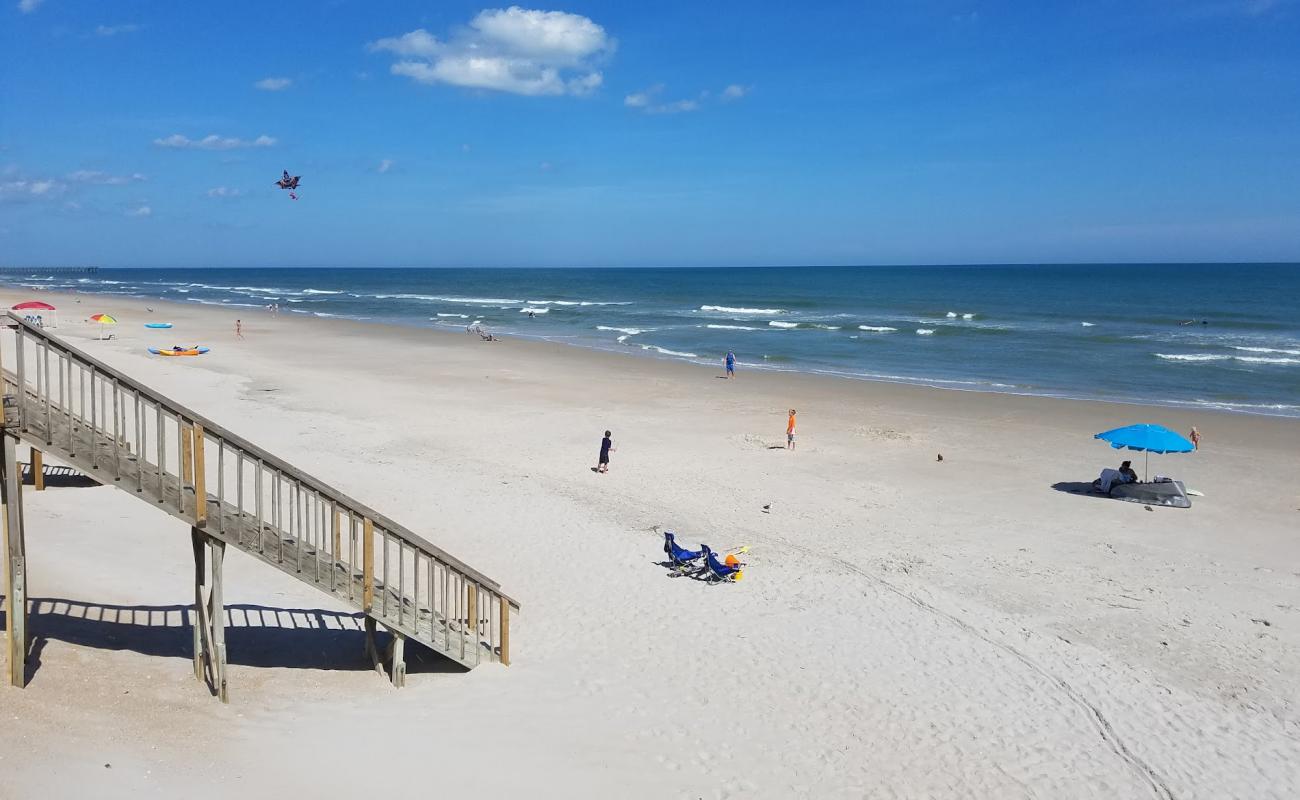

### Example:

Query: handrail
xmin=4 ymin=312 xmax=519 ymax=609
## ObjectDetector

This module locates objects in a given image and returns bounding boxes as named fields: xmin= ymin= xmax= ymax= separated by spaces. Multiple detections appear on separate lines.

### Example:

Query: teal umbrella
xmin=1095 ymin=423 xmax=1194 ymax=481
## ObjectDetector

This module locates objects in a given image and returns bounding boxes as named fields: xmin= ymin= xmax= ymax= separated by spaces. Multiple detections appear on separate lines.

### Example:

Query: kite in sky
xmin=275 ymin=170 xmax=301 ymax=200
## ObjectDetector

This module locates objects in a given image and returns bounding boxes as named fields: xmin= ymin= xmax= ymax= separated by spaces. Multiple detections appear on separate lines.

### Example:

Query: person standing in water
xmin=597 ymin=430 xmax=614 ymax=473
xmin=725 ymin=350 xmax=736 ymax=378
xmin=786 ymin=409 xmax=796 ymax=450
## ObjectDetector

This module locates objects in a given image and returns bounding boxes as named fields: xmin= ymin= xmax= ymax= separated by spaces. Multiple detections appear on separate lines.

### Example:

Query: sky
xmin=2 ymin=0 xmax=1299 ymax=268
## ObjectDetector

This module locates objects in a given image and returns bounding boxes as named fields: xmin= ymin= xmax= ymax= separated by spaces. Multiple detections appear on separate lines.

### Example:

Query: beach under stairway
xmin=0 ymin=313 xmax=518 ymax=701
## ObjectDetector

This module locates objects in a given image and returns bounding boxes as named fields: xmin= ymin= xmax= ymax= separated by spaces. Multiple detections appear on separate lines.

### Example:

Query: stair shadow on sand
xmin=0 ymin=596 xmax=462 ymax=681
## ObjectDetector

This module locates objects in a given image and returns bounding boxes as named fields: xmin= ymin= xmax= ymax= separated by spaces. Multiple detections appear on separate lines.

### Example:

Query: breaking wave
xmin=639 ymin=344 xmax=698 ymax=358
xmin=699 ymin=305 xmax=785 ymax=315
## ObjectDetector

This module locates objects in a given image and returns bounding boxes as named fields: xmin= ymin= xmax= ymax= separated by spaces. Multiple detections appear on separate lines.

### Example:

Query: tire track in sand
xmin=770 ymin=534 xmax=1177 ymax=800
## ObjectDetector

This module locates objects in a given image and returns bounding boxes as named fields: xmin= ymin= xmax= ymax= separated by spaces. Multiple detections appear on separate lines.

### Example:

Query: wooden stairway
xmin=1 ymin=313 xmax=518 ymax=700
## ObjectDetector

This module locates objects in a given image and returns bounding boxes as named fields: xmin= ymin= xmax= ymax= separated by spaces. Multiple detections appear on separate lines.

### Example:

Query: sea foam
xmin=700 ymin=305 xmax=785 ymax=315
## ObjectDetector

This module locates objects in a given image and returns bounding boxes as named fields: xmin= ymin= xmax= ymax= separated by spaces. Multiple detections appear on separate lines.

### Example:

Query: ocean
xmin=6 ymin=264 xmax=1299 ymax=417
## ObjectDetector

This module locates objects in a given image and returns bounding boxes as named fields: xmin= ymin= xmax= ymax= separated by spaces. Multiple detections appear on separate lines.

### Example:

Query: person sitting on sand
xmin=1118 ymin=460 xmax=1139 ymax=484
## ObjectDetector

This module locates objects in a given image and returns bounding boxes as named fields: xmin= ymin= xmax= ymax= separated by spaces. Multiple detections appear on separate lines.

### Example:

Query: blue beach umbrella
xmin=1095 ymin=423 xmax=1194 ymax=481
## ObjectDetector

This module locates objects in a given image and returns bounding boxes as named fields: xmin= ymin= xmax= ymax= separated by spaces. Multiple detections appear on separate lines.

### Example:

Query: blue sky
xmin=2 ymin=0 xmax=1299 ymax=267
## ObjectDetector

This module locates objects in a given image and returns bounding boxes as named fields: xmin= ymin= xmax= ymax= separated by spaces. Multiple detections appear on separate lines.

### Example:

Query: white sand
xmin=1 ymin=290 xmax=1297 ymax=799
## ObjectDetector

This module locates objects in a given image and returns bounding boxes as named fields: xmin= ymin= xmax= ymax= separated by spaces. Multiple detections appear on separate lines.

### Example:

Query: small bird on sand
xmin=761 ymin=503 xmax=771 ymax=513
xmin=936 ymin=453 xmax=944 ymax=462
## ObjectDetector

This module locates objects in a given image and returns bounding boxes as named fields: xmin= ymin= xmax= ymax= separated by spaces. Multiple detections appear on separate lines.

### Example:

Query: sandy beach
xmin=1 ymin=288 xmax=1297 ymax=799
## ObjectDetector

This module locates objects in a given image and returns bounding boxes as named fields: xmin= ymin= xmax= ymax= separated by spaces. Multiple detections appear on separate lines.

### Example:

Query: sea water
xmin=7 ymin=264 xmax=1299 ymax=417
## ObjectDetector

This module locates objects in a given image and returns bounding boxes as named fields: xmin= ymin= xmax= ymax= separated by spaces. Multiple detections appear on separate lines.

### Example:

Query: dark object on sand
xmin=936 ymin=453 xmax=943 ymax=462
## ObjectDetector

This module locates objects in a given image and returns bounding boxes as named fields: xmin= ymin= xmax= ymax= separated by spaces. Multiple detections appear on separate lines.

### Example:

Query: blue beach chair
xmin=663 ymin=531 xmax=703 ymax=571
xmin=701 ymin=545 xmax=742 ymax=583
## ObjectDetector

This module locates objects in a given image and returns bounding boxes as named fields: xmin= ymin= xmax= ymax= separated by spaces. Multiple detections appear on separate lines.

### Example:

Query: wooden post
xmin=499 ymin=596 xmax=510 ymax=666
xmin=362 ymin=518 xmax=374 ymax=612
xmin=191 ymin=528 xmax=206 ymax=682
xmin=30 ymin=447 xmax=43 ymax=491
xmin=192 ymin=527 xmax=228 ymax=703
xmin=467 ymin=585 xmax=478 ymax=644
xmin=3 ymin=434 xmax=29 ymax=687
xmin=181 ymin=423 xmax=194 ymax=486
xmin=390 ymin=632 xmax=406 ymax=688
xmin=209 ymin=535 xmax=227 ymax=703
xmin=331 ymin=507 xmax=341 ymax=590
xmin=364 ymin=616 xmax=379 ymax=670
xmin=193 ymin=424 xmax=207 ymax=527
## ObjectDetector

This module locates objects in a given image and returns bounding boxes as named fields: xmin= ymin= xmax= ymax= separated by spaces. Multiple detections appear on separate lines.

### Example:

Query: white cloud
xmin=721 ymin=84 xmax=750 ymax=101
xmin=377 ymin=159 xmax=394 ymax=173
xmin=18 ymin=0 xmax=45 ymax=14
xmin=254 ymin=77 xmax=292 ymax=91
xmin=67 ymin=170 xmax=146 ymax=185
xmin=126 ymin=205 xmax=152 ymax=217
xmin=95 ymin=24 xmax=140 ymax=37
xmin=370 ymin=7 xmax=612 ymax=96
xmin=154 ymin=133 xmax=277 ymax=150
xmin=0 ymin=179 xmax=65 ymax=199
xmin=647 ymin=99 xmax=698 ymax=115
xmin=206 ymin=186 xmax=242 ymax=198
xmin=625 ymin=84 xmax=700 ymax=114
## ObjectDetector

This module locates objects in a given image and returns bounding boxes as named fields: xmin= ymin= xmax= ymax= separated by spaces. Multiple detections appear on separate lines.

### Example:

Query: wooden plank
xmin=499 ymin=595 xmax=510 ymax=666
xmin=193 ymin=424 xmax=207 ymax=527
xmin=31 ymin=447 xmax=43 ymax=491
xmin=362 ymin=517 xmax=374 ymax=612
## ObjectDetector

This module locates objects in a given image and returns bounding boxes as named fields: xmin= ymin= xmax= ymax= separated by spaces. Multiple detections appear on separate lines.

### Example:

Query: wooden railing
xmin=2 ymin=312 xmax=518 ymax=670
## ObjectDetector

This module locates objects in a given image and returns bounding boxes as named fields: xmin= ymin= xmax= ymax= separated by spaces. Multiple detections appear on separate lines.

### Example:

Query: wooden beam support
xmin=4 ymin=435 xmax=29 ymax=687
xmin=191 ymin=528 xmax=207 ymax=682
xmin=389 ymin=631 xmax=406 ymax=688
xmin=208 ymin=534 xmax=227 ymax=703
xmin=191 ymin=527 xmax=228 ymax=703
xmin=30 ymin=447 xmax=43 ymax=491
xmin=193 ymin=424 xmax=207 ymax=527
